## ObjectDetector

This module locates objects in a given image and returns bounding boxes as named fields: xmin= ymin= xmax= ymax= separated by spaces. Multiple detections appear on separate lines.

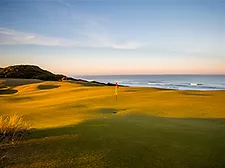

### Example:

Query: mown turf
xmin=0 ymin=80 xmax=225 ymax=168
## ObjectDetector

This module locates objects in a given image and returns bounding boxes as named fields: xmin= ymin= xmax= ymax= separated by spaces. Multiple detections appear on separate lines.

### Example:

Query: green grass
xmin=0 ymin=80 xmax=225 ymax=167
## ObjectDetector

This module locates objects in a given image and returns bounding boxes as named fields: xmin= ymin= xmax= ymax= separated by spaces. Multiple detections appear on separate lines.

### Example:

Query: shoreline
xmin=2 ymin=78 xmax=225 ymax=91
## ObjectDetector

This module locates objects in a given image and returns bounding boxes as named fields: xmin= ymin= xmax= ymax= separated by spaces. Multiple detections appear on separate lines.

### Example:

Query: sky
xmin=0 ymin=0 xmax=225 ymax=75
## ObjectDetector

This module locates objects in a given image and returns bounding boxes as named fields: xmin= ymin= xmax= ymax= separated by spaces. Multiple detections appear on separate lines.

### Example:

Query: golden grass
xmin=0 ymin=114 xmax=30 ymax=144
xmin=1 ymin=80 xmax=225 ymax=167
xmin=0 ymin=80 xmax=225 ymax=129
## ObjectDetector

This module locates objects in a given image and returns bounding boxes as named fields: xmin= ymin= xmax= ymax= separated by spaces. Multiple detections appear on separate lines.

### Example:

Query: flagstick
xmin=115 ymin=86 xmax=117 ymax=101
xmin=115 ymin=83 xmax=118 ymax=101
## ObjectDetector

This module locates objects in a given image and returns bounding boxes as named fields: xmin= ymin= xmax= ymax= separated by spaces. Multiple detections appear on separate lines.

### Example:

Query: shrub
xmin=0 ymin=115 xmax=30 ymax=145
xmin=0 ymin=84 xmax=6 ymax=89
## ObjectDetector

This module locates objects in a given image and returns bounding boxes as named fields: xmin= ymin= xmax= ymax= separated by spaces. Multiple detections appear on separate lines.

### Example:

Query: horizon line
xmin=72 ymin=73 xmax=225 ymax=77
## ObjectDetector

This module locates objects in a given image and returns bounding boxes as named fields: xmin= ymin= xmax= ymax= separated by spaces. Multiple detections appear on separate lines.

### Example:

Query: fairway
xmin=1 ymin=80 xmax=225 ymax=167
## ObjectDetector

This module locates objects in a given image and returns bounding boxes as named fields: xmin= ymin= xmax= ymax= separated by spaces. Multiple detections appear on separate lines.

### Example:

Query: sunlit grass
xmin=1 ymin=81 xmax=225 ymax=129
xmin=0 ymin=80 xmax=225 ymax=167
xmin=0 ymin=114 xmax=30 ymax=144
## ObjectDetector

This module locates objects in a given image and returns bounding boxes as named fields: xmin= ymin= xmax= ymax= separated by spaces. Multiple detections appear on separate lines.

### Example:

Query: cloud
xmin=0 ymin=28 xmax=61 ymax=46
xmin=0 ymin=3 xmax=143 ymax=50
xmin=112 ymin=42 xmax=141 ymax=49
xmin=57 ymin=0 xmax=73 ymax=8
xmin=0 ymin=27 xmax=142 ymax=49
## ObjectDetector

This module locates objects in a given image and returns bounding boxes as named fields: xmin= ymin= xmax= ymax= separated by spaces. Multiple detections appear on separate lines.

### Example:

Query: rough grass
xmin=0 ymin=114 xmax=30 ymax=144
xmin=0 ymin=81 xmax=225 ymax=167
xmin=0 ymin=84 xmax=6 ymax=89
xmin=0 ymin=78 xmax=42 ymax=87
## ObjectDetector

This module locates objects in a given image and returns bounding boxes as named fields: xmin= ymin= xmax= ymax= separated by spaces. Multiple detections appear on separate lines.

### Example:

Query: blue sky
xmin=0 ymin=0 xmax=224 ymax=75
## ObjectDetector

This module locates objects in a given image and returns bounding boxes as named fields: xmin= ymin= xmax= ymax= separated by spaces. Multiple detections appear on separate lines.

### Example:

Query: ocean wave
xmin=147 ymin=82 xmax=225 ymax=90
xmin=77 ymin=75 xmax=225 ymax=91
xmin=119 ymin=81 xmax=225 ymax=90
xmin=190 ymin=83 xmax=203 ymax=86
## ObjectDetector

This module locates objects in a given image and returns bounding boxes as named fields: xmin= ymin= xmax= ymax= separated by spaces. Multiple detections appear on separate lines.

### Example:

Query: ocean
xmin=74 ymin=75 xmax=225 ymax=91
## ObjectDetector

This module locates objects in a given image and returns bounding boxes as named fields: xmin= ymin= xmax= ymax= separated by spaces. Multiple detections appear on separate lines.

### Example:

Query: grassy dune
xmin=1 ymin=80 xmax=225 ymax=167
xmin=0 ymin=78 xmax=42 ymax=87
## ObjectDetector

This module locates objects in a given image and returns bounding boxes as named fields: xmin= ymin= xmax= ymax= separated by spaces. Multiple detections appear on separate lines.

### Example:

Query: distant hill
xmin=0 ymin=65 xmax=65 ymax=81
xmin=0 ymin=65 xmax=123 ymax=87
